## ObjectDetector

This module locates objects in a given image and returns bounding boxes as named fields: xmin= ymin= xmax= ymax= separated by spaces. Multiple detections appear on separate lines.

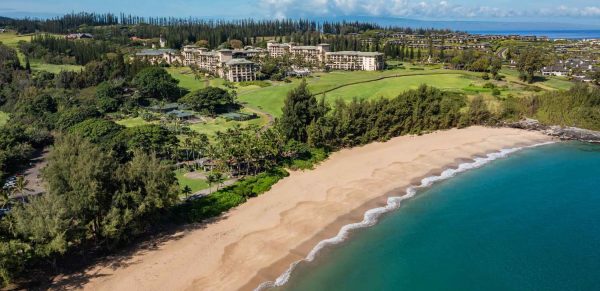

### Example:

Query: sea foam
xmin=255 ymin=141 xmax=555 ymax=291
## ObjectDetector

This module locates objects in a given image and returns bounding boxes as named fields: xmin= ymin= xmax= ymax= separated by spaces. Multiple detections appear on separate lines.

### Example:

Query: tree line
xmin=19 ymin=34 xmax=117 ymax=66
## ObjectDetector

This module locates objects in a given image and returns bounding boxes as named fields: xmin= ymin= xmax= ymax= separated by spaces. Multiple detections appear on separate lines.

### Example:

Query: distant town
xmin=128 ymin=30 xmax=600 ymax=83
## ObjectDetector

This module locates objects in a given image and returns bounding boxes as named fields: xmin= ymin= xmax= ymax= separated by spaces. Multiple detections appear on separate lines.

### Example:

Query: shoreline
xmin=251 ymin=140 xmax=556 ymax=290
xmin=52 ymin=127 xmax=552 ymax=291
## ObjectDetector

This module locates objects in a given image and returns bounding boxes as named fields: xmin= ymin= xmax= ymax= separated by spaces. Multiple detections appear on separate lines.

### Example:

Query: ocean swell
xmin=255 ymin=141 xmax=555 ymax=291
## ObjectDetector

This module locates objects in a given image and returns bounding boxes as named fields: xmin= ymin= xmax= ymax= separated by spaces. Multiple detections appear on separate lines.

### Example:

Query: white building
xmin=182 ymin=46 xmax=260 ymax=82
xmin=325 ymin=51 xmax=385 ymax=71
xmin=267 ymin=41 xmax=384 ymax=71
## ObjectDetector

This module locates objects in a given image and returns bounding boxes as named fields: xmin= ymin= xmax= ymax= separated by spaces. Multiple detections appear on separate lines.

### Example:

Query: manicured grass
xmin=323 ymin=74 xmax=476 ymax=101
xmin=1 ymin=31 xmax=83 ymax=73
xmin=501 ymin=68 xmax=573 ymax=91
xmin=0 ymin=32 xmax=32 ymax=48
xmin=30 ymin=60 xmax=83 ymax=73
xmin=115 ymin=108 xmax=269 ymax=138
xmin=0 ymin=111 xmax=9 ymax=127
xmin=115 ymin=117 xmax=156 ymax=127
xmin=175 ymin=169 xmax=209 ymax=194
xmin=238 ymin=69 xmax=479 ymax=117
xmin=167 ymin=67 xmax=225 ymax=91
xmin=187 ymin=108 xmax=270 ymax=137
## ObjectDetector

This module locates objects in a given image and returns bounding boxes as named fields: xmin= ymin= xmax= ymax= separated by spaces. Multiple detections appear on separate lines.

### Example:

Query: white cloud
xmin=257 ymin=0 xmax=600 ymax=19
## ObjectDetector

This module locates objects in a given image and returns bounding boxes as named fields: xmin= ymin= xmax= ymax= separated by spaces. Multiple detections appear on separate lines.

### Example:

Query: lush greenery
xmin=172 ymin=168 xmax=289 ymax=222
xmin=277 ymin=79 xmax=490 ymax=151
xmin=501 ymin=84 xmax=600 ymax=130
xmin=133 ymin=67 xmax=184 ymax=101
xmin=19 ymin=34 xmax=116 ymax=65
xmin=179 ymin=86 xmax=237 ymax=116
xmin=0 ymin=12 xmax=597 ymax=289
xmin=0 ymin=134 xmax=179 ymax=283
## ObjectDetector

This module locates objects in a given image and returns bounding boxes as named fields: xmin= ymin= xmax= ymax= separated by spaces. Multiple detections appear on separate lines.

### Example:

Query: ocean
xmin=468 ymin=30 xmax=600 ymax=39
xmin=274 ymin=142 xmax=600 ymax=291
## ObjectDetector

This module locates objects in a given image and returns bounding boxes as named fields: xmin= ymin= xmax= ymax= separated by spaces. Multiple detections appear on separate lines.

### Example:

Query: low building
xmin=135 ymin=49 xmax=181 ymax=65
xmin=541 ymin=65 xmax=569 ymax=76
xmin=148 ymin=103 xmax=188 ymax=113
xmin=66 ymin=33 xmax=93 ymax=40
xmin=167 ymin=110 xmax=195 ymax=121
xmin=325 ymin=51 xmax=385 ymax=71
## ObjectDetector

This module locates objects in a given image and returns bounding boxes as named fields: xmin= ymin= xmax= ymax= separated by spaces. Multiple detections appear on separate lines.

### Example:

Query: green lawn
xmin=238 ymin=69 xmax=481 ymax=117
xmin=167 ymin=67 xmax=225 ymax=92
xmin=30 ymin=60 xmax=83 ymax=73
xmin=187 ymin=108 xmax=270 ymax=137
xmin=323 ymin=74 xmax=477 ymax=101
xmin=115 ymin=117 xmax=156 ymax=127
xmin=501 ymin=68 xmax=573 ymax=91
xmin=175 ymin=169 xmax=209 ymax=194
xmin=115 ymin=108 xmax=269 ymax=138
xmin=0 ymin=32 xmax=32 ymax=48
xmin=0 ymin=111 xmax=9 ymax=127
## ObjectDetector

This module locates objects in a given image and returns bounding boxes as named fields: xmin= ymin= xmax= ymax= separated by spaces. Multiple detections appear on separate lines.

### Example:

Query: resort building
xmin=135 ymin=48 xmax=181 ymax=65
xmin=267 ymin=41 xmax=383 ymax=71
xmin=267 ymin=41 xmax=330 ymax=64
xmin=223 ymin=59 xmax=258 ymax=82
xmin=182 ymin=46 xmax=261 ymax=82
xmin=325 ymin=51 xmax=385 ymax=71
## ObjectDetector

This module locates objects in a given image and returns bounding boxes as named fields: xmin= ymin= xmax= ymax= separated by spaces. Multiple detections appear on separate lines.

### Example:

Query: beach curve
xmin=51 ymin=126 xmax=552 ymax=291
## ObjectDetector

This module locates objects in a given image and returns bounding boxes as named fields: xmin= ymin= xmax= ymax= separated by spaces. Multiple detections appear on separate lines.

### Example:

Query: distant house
xmin=167 ymin=110 xmax=195 ymax=121
xmin=148 ymin=103 xmax=187 ymax=113
xmin=221 ymin=112 xmax=258 ymax=121
xmin=66 ymin=33 xmax=94 ymax=40
xmin=541 ymin=65 xmax=569 ymax=77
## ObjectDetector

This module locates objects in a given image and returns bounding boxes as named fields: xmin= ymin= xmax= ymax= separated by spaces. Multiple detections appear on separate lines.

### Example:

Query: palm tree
xmin=206 ymin=172 xmax=218 ymax=195
xmin=206 ymin=171 xmax=225 ymax=194
xmin=182 ymin=185 xmax=192 ymax=199
xmin=0 ymin=188 xmax=11 ymax=209
xmin=12 ymin=176 xmax=30 ymax=203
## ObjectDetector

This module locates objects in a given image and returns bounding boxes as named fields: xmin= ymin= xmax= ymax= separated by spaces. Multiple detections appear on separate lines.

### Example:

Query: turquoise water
xmin=280 ymin=142 xmax=600 ymax=291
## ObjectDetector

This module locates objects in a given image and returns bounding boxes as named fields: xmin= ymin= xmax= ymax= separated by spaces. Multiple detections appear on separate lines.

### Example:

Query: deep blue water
xmin=280 ymin=142 xmax=600 ymax=291
xmin=468 ymin=30 xmax=600 ymax=39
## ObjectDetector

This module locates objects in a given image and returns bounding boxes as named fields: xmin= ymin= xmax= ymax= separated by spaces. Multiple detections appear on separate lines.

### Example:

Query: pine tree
xmin=280 ymin=79 xmax=319 ymax=142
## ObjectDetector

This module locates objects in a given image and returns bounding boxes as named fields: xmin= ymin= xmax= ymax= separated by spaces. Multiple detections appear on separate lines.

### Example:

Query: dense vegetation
xmin=180 ymin=87 xmax=237 ymax=116
xmin=0 ymin=12 xmax=598 ymax=289
xmin=279 ymin=80 xmax=476 ymax=149
xmin=19 ymin=34 xmax=116 ymax=65
xmin=502 ymin=84 xmax=600 ymax=130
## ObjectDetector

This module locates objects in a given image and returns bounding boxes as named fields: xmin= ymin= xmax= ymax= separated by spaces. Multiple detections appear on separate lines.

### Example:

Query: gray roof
xmin=168 ymin=110 xmax=195 ymax=118
xmin=136 ymin=49 xmax=178 ymax=56
xmin=326 ymin=51 xmax=384 ymax=57
xmin=291 ymin=46 xmax=319 ymax=50
xmin=225 ymin=58 xmax=255 ymax=65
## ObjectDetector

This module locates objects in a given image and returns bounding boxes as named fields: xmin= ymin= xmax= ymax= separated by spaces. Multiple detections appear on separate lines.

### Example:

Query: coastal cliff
xmin=506 ymin=118 xmax=600 ymax=143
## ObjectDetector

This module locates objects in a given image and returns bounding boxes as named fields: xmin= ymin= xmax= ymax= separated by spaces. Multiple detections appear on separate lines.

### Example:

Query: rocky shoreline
xmin=506 ymin=119 xmax=600 ymax=143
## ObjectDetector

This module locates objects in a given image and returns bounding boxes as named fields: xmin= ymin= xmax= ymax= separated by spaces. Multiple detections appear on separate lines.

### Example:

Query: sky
xmin=1 ymin=0 xmax=599 ymax=25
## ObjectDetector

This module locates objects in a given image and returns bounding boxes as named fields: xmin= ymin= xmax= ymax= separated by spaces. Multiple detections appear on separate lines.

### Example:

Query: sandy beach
xmin=52 ymin=126 xmax=551 ymax=291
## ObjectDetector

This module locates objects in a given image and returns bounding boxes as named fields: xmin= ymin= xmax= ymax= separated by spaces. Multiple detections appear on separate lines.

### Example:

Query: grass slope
xmin=0 ymin=31 xmax=83 ymax=73
xmin=238 ymin=69 xmax=476 ymax=117
xmin=167 ymin=67 xmax=225 ymax=92
xmin=175 ymin=169 xmax=209 ymax=194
